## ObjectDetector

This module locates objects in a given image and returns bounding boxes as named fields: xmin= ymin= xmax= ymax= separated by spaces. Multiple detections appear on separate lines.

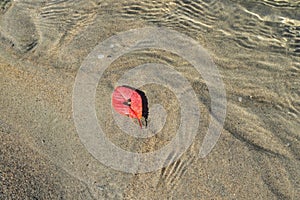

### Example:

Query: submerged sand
xmin=0 ymin=0 xmax=299 ymax=199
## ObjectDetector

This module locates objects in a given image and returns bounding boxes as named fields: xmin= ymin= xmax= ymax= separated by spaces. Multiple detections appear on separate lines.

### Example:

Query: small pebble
xmin=98 ymin=54 xmax=105 ymax=59
xmin=238 ymin=97 xmax=242 ymax=102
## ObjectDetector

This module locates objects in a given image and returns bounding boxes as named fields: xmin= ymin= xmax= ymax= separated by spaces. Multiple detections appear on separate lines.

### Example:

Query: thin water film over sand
xmin=0 ymin=0 xmax=299 ymax=199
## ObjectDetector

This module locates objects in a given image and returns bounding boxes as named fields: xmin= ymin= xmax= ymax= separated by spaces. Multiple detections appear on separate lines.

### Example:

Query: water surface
xmin=0 ymin=0 xmax=299 ymax=199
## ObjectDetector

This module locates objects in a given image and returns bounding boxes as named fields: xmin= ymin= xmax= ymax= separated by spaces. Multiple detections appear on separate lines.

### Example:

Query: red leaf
xmin=112 ymin=86 xmax=143 ymax=128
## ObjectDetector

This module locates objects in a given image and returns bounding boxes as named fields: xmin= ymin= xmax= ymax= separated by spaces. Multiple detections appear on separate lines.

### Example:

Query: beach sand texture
xmin=0 ymin=0 xmax=299 ymax=199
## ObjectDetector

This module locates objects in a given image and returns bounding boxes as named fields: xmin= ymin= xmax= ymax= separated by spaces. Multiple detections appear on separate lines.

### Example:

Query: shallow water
xmin=0 ymin=0 xmax=299 ymax=199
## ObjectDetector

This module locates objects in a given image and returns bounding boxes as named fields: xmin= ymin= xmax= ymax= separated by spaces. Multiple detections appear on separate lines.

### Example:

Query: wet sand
xmin=1 ymin=0 xmax=299 ymax=199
